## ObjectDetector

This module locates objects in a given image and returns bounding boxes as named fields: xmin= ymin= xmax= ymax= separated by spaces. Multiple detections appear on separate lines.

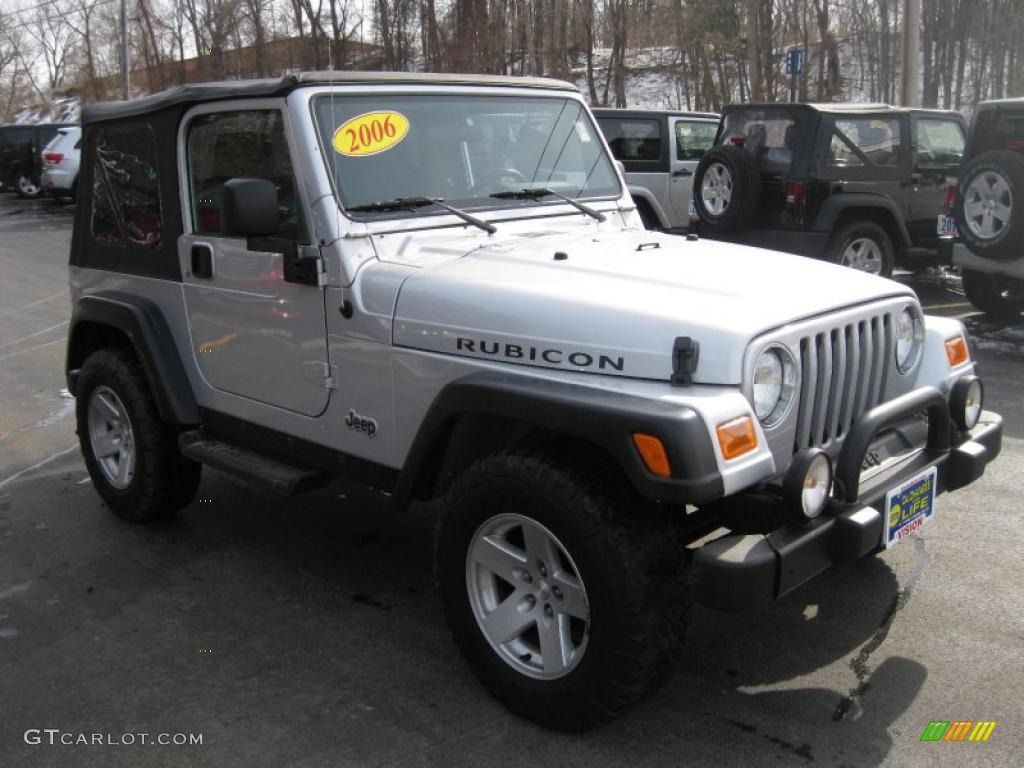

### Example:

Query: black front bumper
xmin=692 ymin=387 xmax=1003 ymax=612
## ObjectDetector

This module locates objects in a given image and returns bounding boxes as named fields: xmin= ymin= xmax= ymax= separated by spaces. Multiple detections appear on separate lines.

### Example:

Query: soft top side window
xmin=90 ymin=122 xmax=162 ymax=249
xmin=186 ymin=110 xmax=305 ymax=242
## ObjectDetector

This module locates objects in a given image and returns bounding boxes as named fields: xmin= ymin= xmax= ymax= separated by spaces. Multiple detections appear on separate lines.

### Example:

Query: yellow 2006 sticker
xmin=332 ymin=111 xmax=410 ymax=157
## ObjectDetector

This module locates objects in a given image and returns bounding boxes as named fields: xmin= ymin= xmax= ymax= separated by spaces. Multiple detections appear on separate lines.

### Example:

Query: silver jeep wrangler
xmin=67 ymin=72 xmax=1002 ymax=730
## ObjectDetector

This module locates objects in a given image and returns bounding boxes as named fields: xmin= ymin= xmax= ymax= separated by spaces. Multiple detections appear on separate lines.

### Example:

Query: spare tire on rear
xmin=693 ymin=144 xmax=760 ymax=234
xmin=955 ymin=150 xmax=1024 ymax=261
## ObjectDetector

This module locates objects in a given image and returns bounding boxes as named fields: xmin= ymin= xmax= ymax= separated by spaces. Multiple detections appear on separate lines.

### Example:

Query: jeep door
xmin=595 ymin=114 xmax=670 ymax=225
xmin=668 ymin=117 xmax=717 ymax=224
xmin=177 ymin=102 xmax=330 ymax=418
xmin=908 ymin=114 xmax=965 ymax=246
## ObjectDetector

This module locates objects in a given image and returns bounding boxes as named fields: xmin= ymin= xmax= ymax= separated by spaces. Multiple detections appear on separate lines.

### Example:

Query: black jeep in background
xmin=0 ymin=123 xmax=76 ymax=199
xmin=952 ymin=97 xmax=1024 ymax=317
xmin=691 ymin=103 xmax=966 ymax=277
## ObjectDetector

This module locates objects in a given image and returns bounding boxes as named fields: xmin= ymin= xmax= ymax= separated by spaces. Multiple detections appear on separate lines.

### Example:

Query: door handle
xmin=191 ymin=243 xmax=213 ymax=279
xmin=672 ymin=168 xmax=693 ymax=177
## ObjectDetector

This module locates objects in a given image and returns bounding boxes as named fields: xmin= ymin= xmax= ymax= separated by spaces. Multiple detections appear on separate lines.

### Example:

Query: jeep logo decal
xmin=456 ymin=338 xmax=624 ymax=372
xmin=345 ymin=409 xmax=378 ymax=438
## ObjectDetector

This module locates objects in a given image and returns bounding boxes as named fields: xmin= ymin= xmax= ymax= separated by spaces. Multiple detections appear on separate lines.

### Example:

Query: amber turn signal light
xmin=945 ymin=336 xmax=969 ymax=367
xmin=632 ymin=433 xmax=671 ymax=478
xmin=716 ymin=416 xmax=758 ymax=460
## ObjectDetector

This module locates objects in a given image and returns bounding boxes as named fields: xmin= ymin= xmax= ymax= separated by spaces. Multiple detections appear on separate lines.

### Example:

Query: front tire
xmin=828 ymin=220 xmax=895 ymax=277
xmin=436 ymin=449 xmax=690 ymax=730
xmin=76 ymin=348 xmax=200 ymax=522
xmin=962 ymin=269 xmax=1024 ymax=319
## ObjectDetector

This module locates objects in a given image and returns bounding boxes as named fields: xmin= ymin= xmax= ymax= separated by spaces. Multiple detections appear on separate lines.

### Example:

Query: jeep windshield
xmin=312 ymin=93 xmax=621 ymax=219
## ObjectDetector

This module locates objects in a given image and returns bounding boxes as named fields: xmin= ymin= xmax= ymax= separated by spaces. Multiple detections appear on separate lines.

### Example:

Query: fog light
xmin=950 ymin=376 xmax=983 ymax=431
xmin=784 ymin=449 xmax=833 ymax=520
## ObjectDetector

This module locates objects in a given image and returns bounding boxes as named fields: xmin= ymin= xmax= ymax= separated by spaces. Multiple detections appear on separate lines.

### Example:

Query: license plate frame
xmin=884 ymin=466 xmax=938 ymax=548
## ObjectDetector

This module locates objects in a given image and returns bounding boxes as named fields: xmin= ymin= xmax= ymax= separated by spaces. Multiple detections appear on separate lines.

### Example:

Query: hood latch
xmin=671 ymin=337 xmax=700 ymax=386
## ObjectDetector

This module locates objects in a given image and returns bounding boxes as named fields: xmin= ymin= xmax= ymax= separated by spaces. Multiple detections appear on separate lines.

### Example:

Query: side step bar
xmin=178 ymin=430 xmax=331 ymax=496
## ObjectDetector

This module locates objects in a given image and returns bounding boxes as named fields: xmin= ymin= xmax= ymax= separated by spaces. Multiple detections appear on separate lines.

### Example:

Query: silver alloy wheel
xmin=466 ymin=513 xmax=590 ymax=680
xmin=700 ymin=162 xmax=733 ymax=216
xmin=964 ymin=171 xmax=1013 ymax=240
xmin=840 ymin=237 xmax=884 ymax=274
xmin=17 ymin=175 xmax=39 ymax=196
xmin=87 ymin=385 xmax=136 ymax=489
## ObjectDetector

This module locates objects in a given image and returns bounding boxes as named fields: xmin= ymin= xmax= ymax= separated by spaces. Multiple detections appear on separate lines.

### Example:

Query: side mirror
xmin=222 ymin=178 xmax=280 ymax=237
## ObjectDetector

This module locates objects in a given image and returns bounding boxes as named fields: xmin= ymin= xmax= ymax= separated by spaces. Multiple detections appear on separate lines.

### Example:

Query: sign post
xmin=786 ymin=48 xmax=805 ymax=102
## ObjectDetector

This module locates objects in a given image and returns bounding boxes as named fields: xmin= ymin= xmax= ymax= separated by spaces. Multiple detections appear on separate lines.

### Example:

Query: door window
xmin=90 ymin=123 xmax=162 ymax=248
xmin=597 ymin=118 xmax=662 ymax=161
xmin=914 ymin=119 xmax=965 ymax=167
xmin=186 ymin=110 xmax=304 ymax=241
xmin=675 ymin=121 xmax=717 ymax=161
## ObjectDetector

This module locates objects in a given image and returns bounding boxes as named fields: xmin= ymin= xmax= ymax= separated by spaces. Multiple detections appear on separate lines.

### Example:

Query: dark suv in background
xmin=952 ymin=97 xmax=1024 ymax=317
xmin=0 ymin=123 xmax=76 ymax=198
xmin=692 ymin=103 xmax=966 ymax=276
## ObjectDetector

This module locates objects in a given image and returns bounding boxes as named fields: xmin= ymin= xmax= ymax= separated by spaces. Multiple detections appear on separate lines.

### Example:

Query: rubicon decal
xmin=920 ymin=720 xmax=997 ymax=742
xmin=456 ymin=337 xmax=625 ymax=371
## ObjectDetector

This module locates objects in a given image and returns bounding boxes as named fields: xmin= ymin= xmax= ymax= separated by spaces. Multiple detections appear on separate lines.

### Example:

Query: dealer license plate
xmin=936 ymin=214 xmax=957 ymax=236
xmin=884 ymin=466 xmax=937 ymax=548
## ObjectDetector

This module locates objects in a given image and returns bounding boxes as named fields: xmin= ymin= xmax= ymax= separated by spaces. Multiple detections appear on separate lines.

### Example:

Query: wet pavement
xmin=0 ymin=193 xmax=1022 ymax=768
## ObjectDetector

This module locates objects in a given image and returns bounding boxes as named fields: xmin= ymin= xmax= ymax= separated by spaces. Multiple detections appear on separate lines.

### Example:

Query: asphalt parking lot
xmin=1 ymin=194 xmax=1021 ymax=768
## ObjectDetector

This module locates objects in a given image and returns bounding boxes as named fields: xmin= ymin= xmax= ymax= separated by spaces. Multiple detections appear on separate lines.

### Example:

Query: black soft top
xmin=82 ymin=71 xmax=578 ymax=124
xmin=721 ymin=102 xmax=963 ymax=118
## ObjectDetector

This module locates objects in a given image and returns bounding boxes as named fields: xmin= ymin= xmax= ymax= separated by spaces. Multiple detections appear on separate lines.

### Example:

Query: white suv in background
xmin=41 ymin=126 xmax=81 ymax=202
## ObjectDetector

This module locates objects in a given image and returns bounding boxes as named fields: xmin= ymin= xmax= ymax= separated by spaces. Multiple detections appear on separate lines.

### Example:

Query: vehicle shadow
xmin=0 ymin=466 xmax=925 ymax=768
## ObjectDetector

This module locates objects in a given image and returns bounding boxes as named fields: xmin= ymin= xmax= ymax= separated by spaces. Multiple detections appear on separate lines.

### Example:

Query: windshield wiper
xmin=347 ymin=196 xmax=496 ymax=234
xmin=490 ymin=187 xmax=607 ymax=223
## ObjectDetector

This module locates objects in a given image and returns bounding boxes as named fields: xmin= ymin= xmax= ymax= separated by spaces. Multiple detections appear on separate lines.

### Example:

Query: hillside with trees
xmin=1 ymin=0 xmax=1021 ymax=120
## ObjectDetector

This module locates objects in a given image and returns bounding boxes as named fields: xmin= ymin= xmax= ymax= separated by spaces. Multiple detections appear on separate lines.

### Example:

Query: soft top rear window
xmin=719 ymin=108 xmax=800 ymax=169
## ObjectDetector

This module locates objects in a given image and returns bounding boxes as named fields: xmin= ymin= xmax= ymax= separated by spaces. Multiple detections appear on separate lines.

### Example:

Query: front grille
xmin=794 ymin=313 xmax=892 ymax=451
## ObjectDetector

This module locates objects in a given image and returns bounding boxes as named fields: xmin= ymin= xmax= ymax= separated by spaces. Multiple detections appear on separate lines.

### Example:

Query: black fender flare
xmin=66 ymin=292 xmax=199 ymax=424
xmin=626 ymin=186 xmax=669 ymax=228
xmin=812 ymin=193 xmax=913 ymax=249
xmin=392 ymin=371 xmax=724 ymax=508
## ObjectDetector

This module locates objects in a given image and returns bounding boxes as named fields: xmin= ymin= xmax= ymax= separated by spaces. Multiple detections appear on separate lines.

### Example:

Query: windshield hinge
xmin=671 ymin=337 xmax=700 ymax=386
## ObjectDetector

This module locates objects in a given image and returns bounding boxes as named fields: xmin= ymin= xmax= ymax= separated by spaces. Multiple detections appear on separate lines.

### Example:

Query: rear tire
xmin=436 ymin=448 xmax=690 ymax=731
xmin=828 ymin=220 xmax=895 ymax=277
xmin=15 ymin=172 xmax=42 ymax=199
xmin=955 ymin=151 xmax=1024 ymax=261
xmin=962 ymin=269 xmax=1024 ymax=319
xmin=76 ymin=348 xmax=200 ymax=522
xmin=693 ymin=144 xmax=760 ymax=234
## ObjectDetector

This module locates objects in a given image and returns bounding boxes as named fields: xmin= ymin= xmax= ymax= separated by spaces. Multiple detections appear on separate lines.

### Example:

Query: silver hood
xmin=390 ymin=227 xmax=915 ymax=384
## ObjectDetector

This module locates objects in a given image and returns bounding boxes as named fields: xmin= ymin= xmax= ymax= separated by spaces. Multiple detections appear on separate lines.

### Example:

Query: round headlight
xmin=895 ymin=305 xmax=924 ymax=373
xmin=752 ymin=346 xmax=798 ymax=425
